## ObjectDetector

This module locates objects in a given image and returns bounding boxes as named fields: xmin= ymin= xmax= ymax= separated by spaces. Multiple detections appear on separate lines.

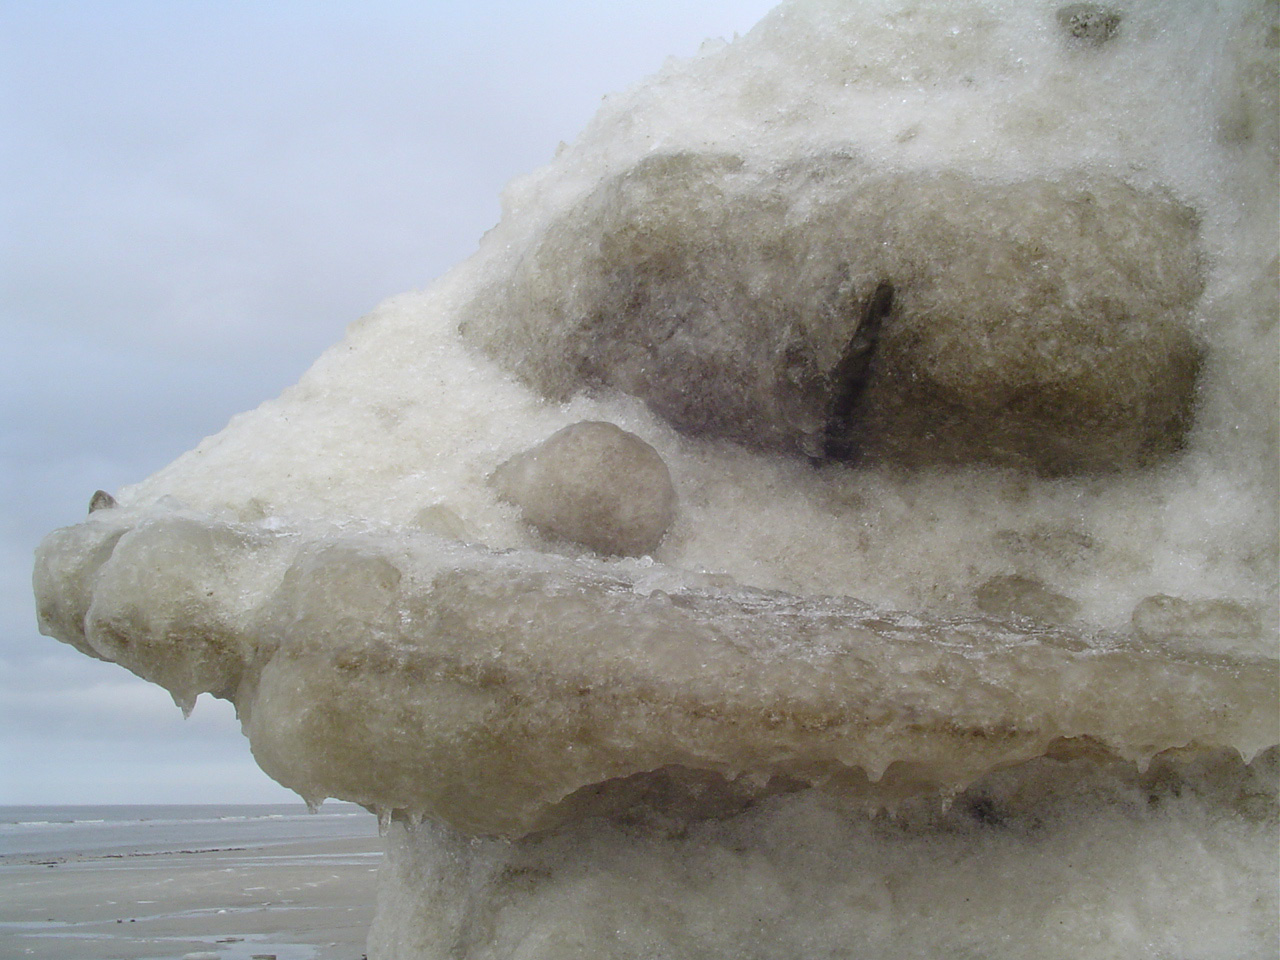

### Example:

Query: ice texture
xmin=32 ymin=507 xmax=1278 ymax=836
xmin=31 ymin=0 xmax=1280 ymax=957
xmin=465 ymin=157 xmax=1205 ymax=473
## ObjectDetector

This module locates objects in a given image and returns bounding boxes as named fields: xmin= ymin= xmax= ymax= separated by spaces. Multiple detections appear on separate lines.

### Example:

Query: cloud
xmin=0 ymin=653 xmax=297 ymax=803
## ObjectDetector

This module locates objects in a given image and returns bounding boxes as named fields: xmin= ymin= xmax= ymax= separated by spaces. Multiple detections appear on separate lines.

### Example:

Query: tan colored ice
xmin=33 ymin=0 xmax=1278 ymax=957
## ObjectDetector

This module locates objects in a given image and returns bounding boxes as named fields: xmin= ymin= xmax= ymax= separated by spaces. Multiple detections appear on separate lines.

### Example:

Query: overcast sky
xmin=0 ymin=0 xmax=776 ymax=804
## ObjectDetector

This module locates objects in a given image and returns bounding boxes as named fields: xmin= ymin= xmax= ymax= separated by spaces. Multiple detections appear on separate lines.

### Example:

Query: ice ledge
xmin=34 ymin=507 xmax=1279 ymax=837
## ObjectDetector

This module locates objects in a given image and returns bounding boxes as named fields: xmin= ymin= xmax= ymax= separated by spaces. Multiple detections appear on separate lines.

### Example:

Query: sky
xmin=0 ymin=0 xmax=777 ymax=804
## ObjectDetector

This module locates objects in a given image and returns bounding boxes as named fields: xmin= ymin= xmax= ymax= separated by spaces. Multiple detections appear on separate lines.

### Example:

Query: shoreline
xmin=18 ymin=845 xmax=251 ymax=867
xmin=1 ymin=834 xmax=383 ymax=960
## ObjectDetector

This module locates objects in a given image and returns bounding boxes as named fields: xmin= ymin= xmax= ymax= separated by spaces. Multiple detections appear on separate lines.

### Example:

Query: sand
xmin=1 ymin=835 xmax=383 ymax=960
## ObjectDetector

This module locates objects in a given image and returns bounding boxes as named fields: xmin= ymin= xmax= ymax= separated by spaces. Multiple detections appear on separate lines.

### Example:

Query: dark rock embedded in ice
xmin=465 ymin=153 xmax=1204 ymax=475
xmin=89 ymin=490 xmax=117 ymax=513
xmin=1057 ymin=4 xmax=1123 ymax=45
xmin=490 ymin=420 xmax=677 ymax=556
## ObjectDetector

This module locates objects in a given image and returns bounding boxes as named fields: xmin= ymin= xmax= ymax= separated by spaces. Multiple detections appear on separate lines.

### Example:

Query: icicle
xmin=1135 ymin=749 xmax=1157 ymax=775
xmin=376 ymin=805 xmax=392 ymax=836
xmin=304 ymin=796 xmax=324 ymax=815
xmin=173 ymin=692 xmax=196 ymax=719
xmin=1239 ymin=743 xmax=1276 ymax=767
xmin=407 ymin=809 xmax=425 ymax=832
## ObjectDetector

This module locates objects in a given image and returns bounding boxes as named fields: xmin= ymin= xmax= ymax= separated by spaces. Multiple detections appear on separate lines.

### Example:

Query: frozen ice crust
xmin=31 ymin=0 xmax=1279 ymax=955
xmin=368 ymin=766 xmax=1279 ymax=960
xmin=33 ymin=506 xmax=1279 ymax=836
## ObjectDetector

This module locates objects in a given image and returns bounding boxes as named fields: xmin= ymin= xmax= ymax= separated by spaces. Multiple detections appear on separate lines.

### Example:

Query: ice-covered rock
xmin=490 ymin=421 xmax=677 ymax=557
xmin=467 ymin=155 xmax=1205 ymax=474
xmin=32 ymin=0 xmax=1279 ymax=957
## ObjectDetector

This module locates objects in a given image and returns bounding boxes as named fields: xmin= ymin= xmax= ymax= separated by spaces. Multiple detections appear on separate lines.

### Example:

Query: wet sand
xmin=1 ymin=835 xmax=383 ymax=960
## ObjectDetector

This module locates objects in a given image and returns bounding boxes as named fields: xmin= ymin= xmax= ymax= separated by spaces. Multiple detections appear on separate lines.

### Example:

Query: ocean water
xmin=0 ymin=803 xmax=378 ymax=862
xmin=1 ymin=804 xmax=382 ymax=960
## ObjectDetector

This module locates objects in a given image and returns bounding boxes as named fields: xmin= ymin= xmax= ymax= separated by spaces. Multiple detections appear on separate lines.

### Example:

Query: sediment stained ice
xmin=32 ymin=0 xmax=1279 ymax=956
xmin=33 ymin=508 xmax=1278 ymax=835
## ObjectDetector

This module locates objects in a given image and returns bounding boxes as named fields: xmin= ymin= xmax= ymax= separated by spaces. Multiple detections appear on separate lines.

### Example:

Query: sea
xmin=0 ymin=803 xmax=379 ymax=863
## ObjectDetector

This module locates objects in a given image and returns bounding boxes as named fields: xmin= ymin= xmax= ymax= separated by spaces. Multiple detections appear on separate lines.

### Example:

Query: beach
xmin=1 ymin=805 xmax=382 ymax=960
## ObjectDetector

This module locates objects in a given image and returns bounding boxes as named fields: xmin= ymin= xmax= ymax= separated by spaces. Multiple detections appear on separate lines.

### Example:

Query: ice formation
xmin=33 ymin=0 xmax=1279 ymax=957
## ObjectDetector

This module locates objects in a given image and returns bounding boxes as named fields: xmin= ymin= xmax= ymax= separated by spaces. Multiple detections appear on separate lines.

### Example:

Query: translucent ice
xmin=31 ymin=0 xmax=1279 ymax=957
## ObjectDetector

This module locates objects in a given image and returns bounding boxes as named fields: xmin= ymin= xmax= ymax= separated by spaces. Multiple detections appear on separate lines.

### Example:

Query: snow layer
xmin=32 ymin=0 xmax=1280 ymax=956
